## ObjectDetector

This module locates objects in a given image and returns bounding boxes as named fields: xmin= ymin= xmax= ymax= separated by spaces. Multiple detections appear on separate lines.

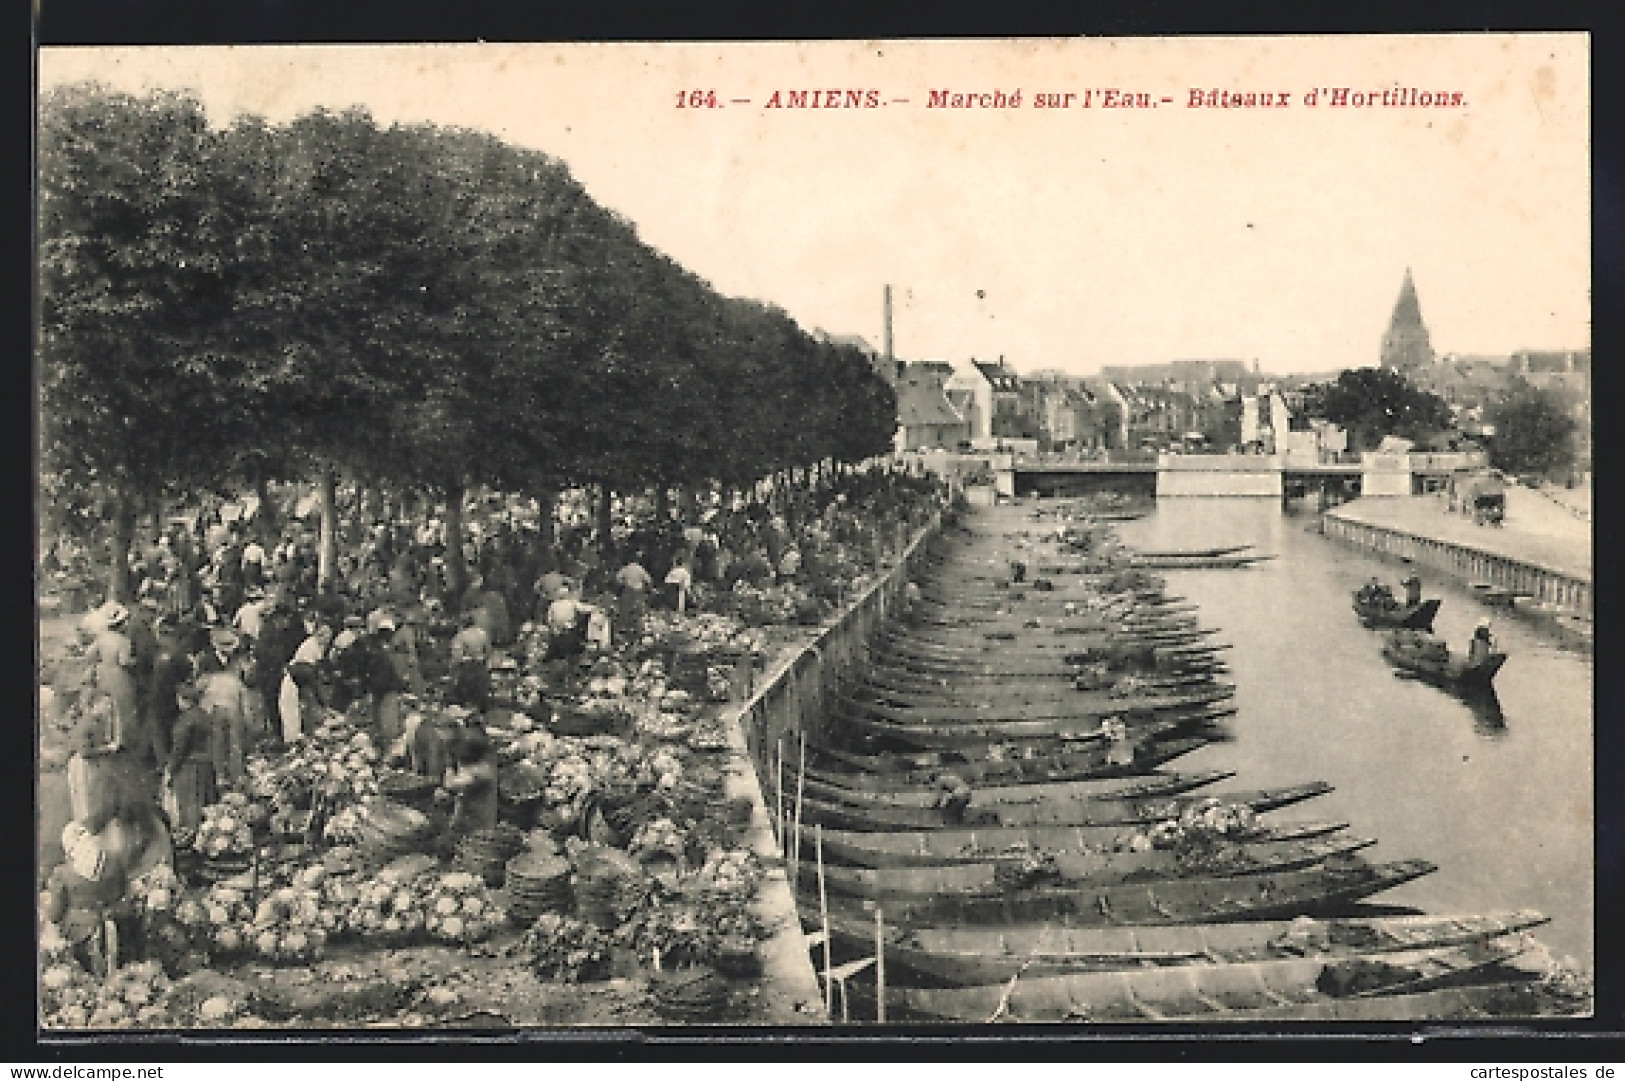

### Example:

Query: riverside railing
xmin=1321 ymin=513 xmax=1591 ymax=619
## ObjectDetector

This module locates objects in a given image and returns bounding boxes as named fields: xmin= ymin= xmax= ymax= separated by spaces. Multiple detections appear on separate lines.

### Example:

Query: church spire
xmin=1381 ymin=267 xmax=1434 ymax=371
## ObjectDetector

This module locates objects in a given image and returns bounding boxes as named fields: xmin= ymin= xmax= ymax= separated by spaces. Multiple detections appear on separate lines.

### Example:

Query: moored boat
xmin=816 ymin=857 xmax=1436 ymax=928
xmin=890 ymin=934 xmax=1527 ymax=1021
xmin=830 ymin=701 xmax=1236 ymax=750
xmin=800 ymin=781 xmax=1332 ymax=831
xmin=825 ymin=909 xmax=1550 ymax=985
xmin=804 ymin=834 xmax=1378 ymax=898
xmin=808 ymin=731 xmax=1213 ymax=787
xmin=803 ymin=818 xmax=1354 ymax=868
xmin=797 ymin=767 xmax=1236 ymax=810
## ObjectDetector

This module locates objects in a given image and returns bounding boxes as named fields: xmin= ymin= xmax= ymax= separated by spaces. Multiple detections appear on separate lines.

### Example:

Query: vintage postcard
xmin=36 ymin=36 xmax=1590 ymax=1032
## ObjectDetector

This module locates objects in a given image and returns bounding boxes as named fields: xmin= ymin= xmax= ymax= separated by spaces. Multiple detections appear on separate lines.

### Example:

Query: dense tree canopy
xmin=38 ymin=84 xmax=900 ymax=595
xmin=1298 ymin=367 xmax=1453 ymax=451
xmin=1487 ymin=382 xmax=1578 ymax=478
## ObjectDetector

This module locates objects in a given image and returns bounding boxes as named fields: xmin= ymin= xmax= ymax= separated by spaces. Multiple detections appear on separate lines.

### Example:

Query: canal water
xmin=1108 ymin=498 xmax=1594 ymax=968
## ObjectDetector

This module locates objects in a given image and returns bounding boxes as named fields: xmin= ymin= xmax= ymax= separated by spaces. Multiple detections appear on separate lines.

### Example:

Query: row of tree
xmin=39 ymin=84 xmax=900 ymax=600
xmin=1298 ymin=366 xmax=1580 ymax=477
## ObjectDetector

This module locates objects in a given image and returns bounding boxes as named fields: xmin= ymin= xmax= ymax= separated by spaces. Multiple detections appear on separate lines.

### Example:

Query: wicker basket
xmin=377 ymin=771 xmax=440 ymax=814
xmin=503 ymin=853 xmax=574 ymax=924
xmin=712 ymin=936 xmax=762 ymax=979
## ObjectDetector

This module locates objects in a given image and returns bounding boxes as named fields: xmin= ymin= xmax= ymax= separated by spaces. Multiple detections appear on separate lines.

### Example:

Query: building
xmin=1239 ymin=389 xmax=1291 ymax=453
xmin=971 ymin=358 xmax=1035 ymax=440
xmin=1379 ymin=268 xmax=1436 ymax=373
xmin=893 ymin=362 xmax=970 ymax=450
xmin=942 ymin=358 xmax=995 ymax=443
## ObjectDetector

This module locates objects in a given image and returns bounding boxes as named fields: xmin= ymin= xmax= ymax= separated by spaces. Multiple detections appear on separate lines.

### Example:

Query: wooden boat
xmin=904 ymin=613 xmax=1202 ymax=637
xmin=862 ymin=649 xmax=1229 ymax=683
xmin=1129 ymin=553 xmax=1276 ymax=571
xmin=890 ymin=935 xmax=1528 ymax=1022
xmin=830 ymin=684 xmax=1235 ymax=725
xmin=1352 ymin=595 xmax=1442 ymax=631
xmin=859 ymin=666 xmax=1221 ymax=701
xmin=801 ymin=781 xmax=1332 ymax=831
xmin=812 ymin=728 xmax=1209 ymax=780
xmin=806 ymin=728 xmax=1215 ymax=790
xmin=1382 ymin=635 xmax=1507 ymax=691
xmin=804 ymin=819 xmax=1353 ymax=869
xmin=827 ymin=910 xmax=1550 ymax=985
xmin=1130 ymin=545 xmax=1254 ymax=561
xmin=881 ymin=626 xmax=1217 ymax=655
xmin=797 ymin=767 xmax=1237 ymax=810
xmin=851 ymin=666 xmax=1222 ymax=698
xmin=1164 ymin=980 xmax=1585 ymax=1022
xmin=817 ymin=857 xmax=1436 ymax=929
xmin=830 ymin=702 xmax=1236 ymax=749
xmin=804 ymin=834 xmax=1378 ymax=898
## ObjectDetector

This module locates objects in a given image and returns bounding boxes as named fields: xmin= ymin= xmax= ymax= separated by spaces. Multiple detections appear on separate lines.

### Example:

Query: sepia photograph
xmin=34 ymin=36 xmax=1592 ymax=1033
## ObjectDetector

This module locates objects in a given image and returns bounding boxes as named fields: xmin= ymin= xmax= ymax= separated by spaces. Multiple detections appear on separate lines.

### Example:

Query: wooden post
xmin=874 ymin=906 xmax=886 ymax=1023
xmin=816 ymin=824 xmax=832 ymax=1016
xmin=793 ymin=729 xmax=807 ymax=885
xmin=102 ymin=917 xmax=119 ymax=983
xmin=775 ymin=738 xmax=785 ymax=853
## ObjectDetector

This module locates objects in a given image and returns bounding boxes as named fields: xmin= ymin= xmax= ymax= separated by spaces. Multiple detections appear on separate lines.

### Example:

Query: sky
xmin=37 ymin=36 xmax=1590 ymax=377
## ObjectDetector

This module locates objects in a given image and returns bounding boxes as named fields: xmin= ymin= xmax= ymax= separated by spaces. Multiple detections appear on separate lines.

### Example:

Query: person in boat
xmin=1467 ymin=617 xmax=1497 ymax=667
xmin=1401 ymin=574 xmax=1423 ymax=608
xmin=1357 ymin=576 xmax=1398 ymax=610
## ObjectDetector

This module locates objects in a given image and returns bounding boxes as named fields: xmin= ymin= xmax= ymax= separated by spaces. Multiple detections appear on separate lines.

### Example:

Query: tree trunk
xmin=316 ymin=467 xmax=339 ymax=592
xmin=444 ymin=483 xmax=468 ymax=604
xmin=108 ymin=490 xmax=137 ymax=604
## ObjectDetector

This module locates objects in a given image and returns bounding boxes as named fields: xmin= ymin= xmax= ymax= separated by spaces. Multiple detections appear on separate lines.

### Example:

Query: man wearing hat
xmin=329 ymin=614 xmax=370 ymax=712
xmin=364 ymin=611 xmax=408 ymax=744
xmin=196 ymin=625 xmax=240 ymax=676
xmin=1401 ymin=573 xmax=1423 ymax=609
xmin=233 ymin=586 xmax=270 ymax=645
xmin=145 ymin=617 xmax=192 ymax=767
xmin=195 ymin=628 xmax=253 ymax=781
xmin=1468 ymin=617 xmax=1497 ymax=667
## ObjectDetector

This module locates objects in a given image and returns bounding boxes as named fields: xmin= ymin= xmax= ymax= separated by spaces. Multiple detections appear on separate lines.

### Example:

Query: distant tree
xmin=1302 ymin=367 xmax=1453 ymax=451
xmin=1487 ymin=382 xmax=1577 ymax=478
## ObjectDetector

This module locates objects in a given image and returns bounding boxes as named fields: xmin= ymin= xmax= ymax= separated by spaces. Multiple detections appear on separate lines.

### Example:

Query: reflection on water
xmin=1464 ymin=690 xmax=1508 ymax=738
xmin=1106 ymin=497 xmax=1594 ymax=968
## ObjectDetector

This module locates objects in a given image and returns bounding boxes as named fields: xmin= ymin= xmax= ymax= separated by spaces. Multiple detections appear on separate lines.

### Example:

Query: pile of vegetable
xmin=189 ymin=795 xmax=256 ymax=861
xmin=523 ymin=913 xmax=612 ymax=983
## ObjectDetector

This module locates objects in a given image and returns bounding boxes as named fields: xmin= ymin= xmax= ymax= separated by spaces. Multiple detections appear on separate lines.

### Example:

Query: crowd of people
xmin=40 ymin=467 xmax=948 ymax=976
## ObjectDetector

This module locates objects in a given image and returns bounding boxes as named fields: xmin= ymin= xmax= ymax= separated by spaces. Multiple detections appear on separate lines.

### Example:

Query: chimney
xmin=883 ymin=285 xmax=894 ymax=365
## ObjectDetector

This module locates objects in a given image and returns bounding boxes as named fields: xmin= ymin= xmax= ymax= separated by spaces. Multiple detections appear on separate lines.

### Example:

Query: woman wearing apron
xmin=278 ymin=618 xmax=332 ymax=743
